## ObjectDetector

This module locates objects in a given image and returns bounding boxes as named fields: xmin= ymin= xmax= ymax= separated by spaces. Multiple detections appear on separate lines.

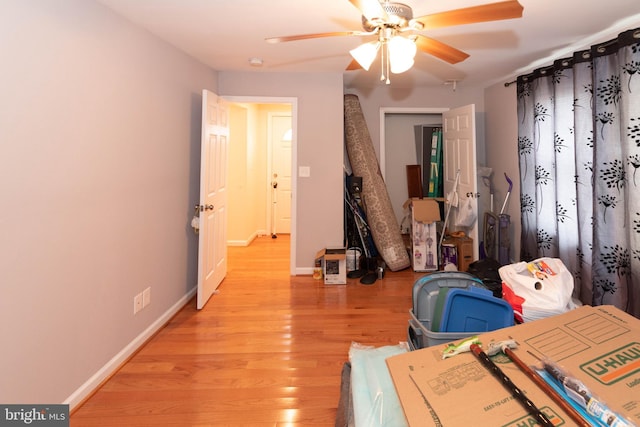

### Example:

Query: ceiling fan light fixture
xmin=349 ymin=41 xmax=380 ymax=71
xmin=390 ymin=56 xmax=414 ymax=74
xmin=388 ymin=36 xmax=416 ymax=74
xmin=265 ymin=0 xmax=524 ymax=84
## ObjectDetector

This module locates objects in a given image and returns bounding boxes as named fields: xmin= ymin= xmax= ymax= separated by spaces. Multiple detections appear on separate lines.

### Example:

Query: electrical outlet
xmin=142 ymin=287 xmax=151 ymax=308
xmin=134 ymin=293 xmax=143 ymax=314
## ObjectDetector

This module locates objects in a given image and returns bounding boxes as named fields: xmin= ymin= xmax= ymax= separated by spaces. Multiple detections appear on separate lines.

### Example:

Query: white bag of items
xmin=498 ymin=257 xmax=580 ymax=322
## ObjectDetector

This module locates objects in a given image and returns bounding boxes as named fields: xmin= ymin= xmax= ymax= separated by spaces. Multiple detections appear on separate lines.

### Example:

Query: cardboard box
xmin=314 ymin=248 xmax=346 ymax=284
xmin=442 ymin=235 xmax=474 ymax=272
xmin=387 ymin=305 xmax=640 ymax=426
xmin=403 ymin=198 xmax=441 ymax=272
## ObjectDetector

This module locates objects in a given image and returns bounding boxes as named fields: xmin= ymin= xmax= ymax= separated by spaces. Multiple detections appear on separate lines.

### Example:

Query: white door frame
xmin=223 ymin=96 xmax=298 ymax=276
xmin=379 ymin=107 xmax=448 ymax=179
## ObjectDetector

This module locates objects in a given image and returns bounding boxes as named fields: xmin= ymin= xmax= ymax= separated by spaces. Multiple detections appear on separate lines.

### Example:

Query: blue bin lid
xmin=439 ymin=287 xmax=514 ymax=333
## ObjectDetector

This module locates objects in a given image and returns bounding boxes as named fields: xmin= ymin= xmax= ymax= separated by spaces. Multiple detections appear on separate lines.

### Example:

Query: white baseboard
xmin=64 ymin=286 xmax=197 ymax=410
xmin=227 ymin=232 xmax=259 ymax=247
xmin=227 ymin=240 xmax=249 ymax=246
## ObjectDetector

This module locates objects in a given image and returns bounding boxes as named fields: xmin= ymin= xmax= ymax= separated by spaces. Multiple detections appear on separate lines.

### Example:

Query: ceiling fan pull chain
xmin=385 ymin=42 xmax=390 ymax=85
xmin=380 ymin=41 xmax=386 ymax=82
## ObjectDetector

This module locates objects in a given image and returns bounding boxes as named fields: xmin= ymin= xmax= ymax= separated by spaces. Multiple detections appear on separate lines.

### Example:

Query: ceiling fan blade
xmin=348 ymin=0 xmax=389 ymax=23
xmin=266 ymin=31 xmax=370 ymax=43
xmin=346 ymin=59 xmax=363 ymax=71
xmin=412 ymin=0 xmax=523 ymax=30
xmin=415 ymin=35 xmax=469 ymax=64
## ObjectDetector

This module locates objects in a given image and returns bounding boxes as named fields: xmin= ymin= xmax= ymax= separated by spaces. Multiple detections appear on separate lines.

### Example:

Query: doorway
xmin=224 ymin=96 xmax=297 ymax=275
xmin=380 ymin=107 xmax=448 ymax=227
xmin=380 ymin=106 xmax=481 ymax=261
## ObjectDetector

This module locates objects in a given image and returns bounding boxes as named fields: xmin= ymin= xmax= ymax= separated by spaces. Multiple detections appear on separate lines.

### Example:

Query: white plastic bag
xmin=455 ymin=197 xmax=476 ymax=228
xmin=499 ymin=257 xmax=579 ymax=322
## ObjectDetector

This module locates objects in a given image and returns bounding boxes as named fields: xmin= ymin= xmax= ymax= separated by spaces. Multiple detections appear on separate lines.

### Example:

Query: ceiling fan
xmin=266 ymin=0 xmax=524 ymax=83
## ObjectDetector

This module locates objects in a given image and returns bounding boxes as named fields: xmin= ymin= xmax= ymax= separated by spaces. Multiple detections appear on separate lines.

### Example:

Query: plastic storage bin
xmin=408 ymin=271 xmax=503 ymax=350
xmin=439 ymin=287 xmax=514 ymax=332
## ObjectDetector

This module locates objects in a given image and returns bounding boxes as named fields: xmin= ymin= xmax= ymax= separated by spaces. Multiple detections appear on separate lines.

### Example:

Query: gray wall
xmin=0 ymin=0 xmax=217 ymax=404
xmin=484 ymin=82 xmax=521 ymax=262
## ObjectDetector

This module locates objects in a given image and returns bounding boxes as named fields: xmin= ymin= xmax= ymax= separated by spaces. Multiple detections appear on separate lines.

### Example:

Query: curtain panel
xmin=516 ymin=28 xmax=640 ymax=316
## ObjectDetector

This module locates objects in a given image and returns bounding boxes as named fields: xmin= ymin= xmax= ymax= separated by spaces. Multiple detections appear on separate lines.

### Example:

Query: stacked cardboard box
xmin=387 ymin=305 xmax=640 ymax=426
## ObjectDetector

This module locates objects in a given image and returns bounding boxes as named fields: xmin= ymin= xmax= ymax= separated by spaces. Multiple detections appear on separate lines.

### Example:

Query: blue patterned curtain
xmin=517 ymin=28 xmax=640 ymax=317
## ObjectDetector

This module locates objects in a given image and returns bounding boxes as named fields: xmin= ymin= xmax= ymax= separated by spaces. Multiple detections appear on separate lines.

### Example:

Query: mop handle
xmin=438 ymin=169 xmax=460 ymax=249
xmin=500 ymin=173 xmax=513 ymax=215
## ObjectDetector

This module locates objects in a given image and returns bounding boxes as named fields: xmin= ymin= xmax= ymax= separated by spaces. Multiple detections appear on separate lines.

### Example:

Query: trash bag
xmin=467 ymin=257 xmax=502 ymax=298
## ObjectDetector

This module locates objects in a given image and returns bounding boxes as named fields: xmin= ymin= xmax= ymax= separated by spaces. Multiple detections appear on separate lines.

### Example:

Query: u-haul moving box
xmin=386 ymin=305 xmax=640 ymax=426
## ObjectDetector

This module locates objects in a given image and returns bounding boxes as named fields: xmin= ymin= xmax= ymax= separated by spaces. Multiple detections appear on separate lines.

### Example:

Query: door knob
xmin=195 ymin=204 xmax=214 ymax=212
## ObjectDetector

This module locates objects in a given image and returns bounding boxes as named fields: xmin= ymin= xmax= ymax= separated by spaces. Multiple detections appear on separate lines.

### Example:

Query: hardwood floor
xmin=71 ymin=235 xmax=423 ymax=426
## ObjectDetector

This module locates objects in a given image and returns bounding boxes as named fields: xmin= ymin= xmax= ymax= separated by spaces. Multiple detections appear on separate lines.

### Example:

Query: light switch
xmin=299 ymin=166 xmax=311 ymax=177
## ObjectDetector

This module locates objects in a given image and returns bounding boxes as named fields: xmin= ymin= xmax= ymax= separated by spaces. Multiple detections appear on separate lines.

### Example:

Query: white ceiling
xmin=96 ymin=0 xmax=640 ymax=90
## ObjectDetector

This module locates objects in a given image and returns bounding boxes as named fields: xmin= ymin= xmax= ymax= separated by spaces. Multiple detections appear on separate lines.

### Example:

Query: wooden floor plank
xmin=71 ymin=235 xmax=423 ymax=426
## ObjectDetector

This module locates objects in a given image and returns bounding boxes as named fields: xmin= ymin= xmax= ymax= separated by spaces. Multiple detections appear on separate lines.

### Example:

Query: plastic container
xmin=438 ymin=287 xmax=514 ymax=333
xmin=408 ymin=309 xmax=478 ymax=350
xmin=409 ymin=272 xmax=487 ymax=350
xmin=346 ymin=247 xmax=362 ymax=272
xmin=412 ymin=272 xmax=485 ymax=321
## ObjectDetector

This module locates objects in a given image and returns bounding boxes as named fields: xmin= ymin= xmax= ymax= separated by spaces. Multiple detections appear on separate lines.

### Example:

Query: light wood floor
xmin=71 ymin=235 xmax=423 ymax=426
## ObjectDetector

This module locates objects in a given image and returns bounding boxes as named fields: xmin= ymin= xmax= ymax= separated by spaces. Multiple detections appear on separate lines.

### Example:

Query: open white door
xmin=443 ymin=104 xmax=479 ymax=261
xmin=197 ymin=90 xmax=229 ymax=309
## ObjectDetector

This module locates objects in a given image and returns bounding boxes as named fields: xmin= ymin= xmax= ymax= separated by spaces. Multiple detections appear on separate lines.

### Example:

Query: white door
xmin=269 ymin=114 xmax=292 ymax=235
xmin=197 ymin=90 xmax=229 ymax=309
xmin=443 ymin=104 xmax=479 ymax=260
